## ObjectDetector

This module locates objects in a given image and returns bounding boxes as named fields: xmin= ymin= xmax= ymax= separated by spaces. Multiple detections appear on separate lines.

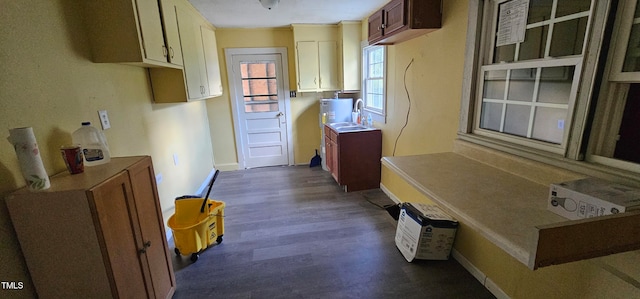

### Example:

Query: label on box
xmin=548 ymin=178 xmax=640 ymax=220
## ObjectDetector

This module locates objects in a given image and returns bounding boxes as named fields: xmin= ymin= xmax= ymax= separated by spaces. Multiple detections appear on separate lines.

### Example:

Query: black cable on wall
xmin=393 ymin=58 xmax=414 ymax=156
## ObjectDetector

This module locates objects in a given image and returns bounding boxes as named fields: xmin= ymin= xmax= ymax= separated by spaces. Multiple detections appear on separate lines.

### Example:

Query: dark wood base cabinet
xmin=6 ymin=156 xmax=176 ymax=299
xmin=324 ymin=125 xmax=382 ymax=192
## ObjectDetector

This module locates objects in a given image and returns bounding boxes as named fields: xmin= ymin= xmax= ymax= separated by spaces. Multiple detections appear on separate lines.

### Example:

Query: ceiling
xmin=188 ymin=0 xmax=388 ymax=28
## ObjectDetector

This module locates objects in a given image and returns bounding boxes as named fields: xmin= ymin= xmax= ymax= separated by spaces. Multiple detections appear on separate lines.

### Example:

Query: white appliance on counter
xmin=319 ymin=98 xmax=353 ymax=170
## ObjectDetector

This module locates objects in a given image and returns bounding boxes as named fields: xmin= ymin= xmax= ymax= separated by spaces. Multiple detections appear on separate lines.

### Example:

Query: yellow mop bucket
xmin=167 ymin=170 xmax=224 ymax=262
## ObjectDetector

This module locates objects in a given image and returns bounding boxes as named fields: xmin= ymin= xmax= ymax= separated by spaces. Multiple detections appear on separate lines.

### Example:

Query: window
xmin=240 ymin=62 xmax=278 ymax=113
xmin=588 ymin=0 xmax=640 ymax=172
xmin=474 ymin=0 xmax=592 ymax=154
xmin=362 ymin=45 xmax=386 ymax=121
xmin=460 ymin=0 xmax=640 ymax=176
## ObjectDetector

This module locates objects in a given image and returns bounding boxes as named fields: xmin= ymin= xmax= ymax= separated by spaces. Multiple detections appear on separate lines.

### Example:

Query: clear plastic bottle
xmin=72 ymin=122 xmax=111 ymax=166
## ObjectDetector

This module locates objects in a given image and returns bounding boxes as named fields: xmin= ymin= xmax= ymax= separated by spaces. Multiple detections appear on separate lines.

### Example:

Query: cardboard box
xmin=548 ymin=178 xmax=640 ymax=220
xmin=395 ymin=202 xmax=458 ymax=262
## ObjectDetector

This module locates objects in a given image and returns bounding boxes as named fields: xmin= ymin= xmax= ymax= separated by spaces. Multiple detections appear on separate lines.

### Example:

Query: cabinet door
xmin=128 ymin=158 xmax=176 ymax=299
xmin=159 ymin=0 xmax=183 ymax=66
xmin=318 ymin=41 xmax=339 ymax=91
xmin=330 ymin=138 xmax=339 ymax=182
xmin=296 ymin=41 xmax=320 ymax=91
xmin=90 ymin=172 xmax=149 ymax=298
xmin=383 ymin=0 xmax=406 ymax=36
xmin=135 ymin=0 xmax=168 ymax=63
xmin=368 ymin=9 xmax=384 ymax=43
xmin=325 ymin=134 xmax=332 ymax=173
xmin=201 ymin=26 xmax=223 ymax=97
xmin=176 ymin=7 xmax=207 ymax=99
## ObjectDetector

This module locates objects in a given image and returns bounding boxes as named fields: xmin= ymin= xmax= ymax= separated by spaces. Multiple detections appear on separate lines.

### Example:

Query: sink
xmin=336 ymin=125 xmax=369 ymax=132
xmin=328 ymin=122 xmax=375 ymax=132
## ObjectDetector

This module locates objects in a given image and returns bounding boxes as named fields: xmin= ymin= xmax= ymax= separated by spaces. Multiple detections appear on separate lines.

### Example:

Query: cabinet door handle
xmin=381 ymin=24 xmax=386 ymax=29
xmin=169 ymin=46 xmax=174 ymax=59
xmin=162 ymin=45 xmax=168 ymax=58
xmin=138 ymin=241 xmax=151 ymax=254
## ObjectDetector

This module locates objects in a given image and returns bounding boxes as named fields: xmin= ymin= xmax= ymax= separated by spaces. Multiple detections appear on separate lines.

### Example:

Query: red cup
xmin=60 ymin=145 xmax=84 ymax=174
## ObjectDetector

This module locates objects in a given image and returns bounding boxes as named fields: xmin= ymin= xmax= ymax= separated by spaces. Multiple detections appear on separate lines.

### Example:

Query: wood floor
xmin=169 ymin=166 xmax=495 ymax=299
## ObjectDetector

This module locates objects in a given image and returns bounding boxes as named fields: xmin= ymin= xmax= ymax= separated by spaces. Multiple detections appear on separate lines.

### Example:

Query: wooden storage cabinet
xmin=368 ymin=0 xmax=442 ymax=45
xmin=324 ymin=125 xmax=382 ymax=192
xmin=6 ymin=156 xmax=175 ymax=298
xmin=82 ymin=0 xmax=182 ymax=68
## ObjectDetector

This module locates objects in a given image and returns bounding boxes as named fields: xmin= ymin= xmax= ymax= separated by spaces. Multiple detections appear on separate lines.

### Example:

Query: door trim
xmin=224 ymin=47 xmax=294 ymax=169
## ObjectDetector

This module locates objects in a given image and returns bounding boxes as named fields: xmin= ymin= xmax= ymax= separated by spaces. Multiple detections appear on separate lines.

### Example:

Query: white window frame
xmin=362 ymin=43 xmax=387 ymax=123
xmin=459 ymin=0 xmax=640 ymax=181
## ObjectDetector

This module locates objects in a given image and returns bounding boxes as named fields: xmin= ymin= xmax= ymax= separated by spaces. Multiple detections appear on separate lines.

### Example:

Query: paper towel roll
xmin=7 ymin=127 xmax=50 ymax=191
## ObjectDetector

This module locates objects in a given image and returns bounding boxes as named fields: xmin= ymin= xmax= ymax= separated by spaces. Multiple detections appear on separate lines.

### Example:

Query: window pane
xmin=519 ymin=26 xmax=548 ymax=61
xmin=245 ymin=103 xmax=278 ymax=113
xmin=242 ymin=79 xmax=277 ymax=97
xmin=550 ymin=17 xmax=588 ymax=57
xmin=244 ymin=96 xmax=277 ymax=102
xmin=240 ymin=62 xmax=275 ymax=78
xmin=370 ymin=62 xmax=384 ymax=77
xmin=480 ymin=102 xmax=503 ymax=131
xmin=483 ymin=70 xmax=507 ymax=99
xmin=504 ymin=104 xmax=531 ymax=137
xmin=538 ymin=66 xmax=575 ymax=104
xmin=613 ymin=84 xmax=640 ymax=163
xmin=528 ymin=0 xmax=553 ymax=24
xmin=494 ymin=44 xmax=516 ymax=63
xmin=623 ymin=22 xmax=640 ymax=72
xmin=508 ymin=68 xmax=537 ymax=102
xmin=532 ymin=107 xmax=567 ymax=144
xmin=556 ymin=0 xmax=591 ymax=18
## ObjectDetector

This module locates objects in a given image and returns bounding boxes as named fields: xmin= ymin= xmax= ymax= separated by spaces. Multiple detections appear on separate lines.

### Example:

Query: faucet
xmin=354 ymin=98 xmax=364 ymax=124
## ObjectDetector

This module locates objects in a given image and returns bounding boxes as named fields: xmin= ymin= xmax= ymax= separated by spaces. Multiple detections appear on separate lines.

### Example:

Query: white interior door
xmin=227 ymin=49 xmax=292 ymax=169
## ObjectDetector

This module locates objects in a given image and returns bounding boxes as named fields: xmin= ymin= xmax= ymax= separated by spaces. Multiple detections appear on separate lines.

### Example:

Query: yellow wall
xmin=208 ymin=28 xmax=327 ymax=169
xmin=0 ymin=1 xmax=215 ymax=297
xmin=378 ymin=1 xmax=640 ymax=298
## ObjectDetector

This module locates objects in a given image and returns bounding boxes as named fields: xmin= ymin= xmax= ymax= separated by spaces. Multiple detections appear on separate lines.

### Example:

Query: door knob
xmin=276 ymin=112 xmax=284 ymax=117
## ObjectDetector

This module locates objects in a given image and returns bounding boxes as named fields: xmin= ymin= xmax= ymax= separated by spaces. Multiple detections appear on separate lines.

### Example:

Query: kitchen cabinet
xmin=324 ymin=125 xmax=382 ymax=192
xmin=174 ymin=7 xmax=223 ymax=100
xmin=292 ymin=25 xmax=340 ymax=92
xmin=338 ymin=21 xmax=362 ymax=91
xmin=6 ymin=156 xmax=176 ymax=298
xmin=201 ymin=26 xmax=223 ymax=97
xmin=368 ymin=0 xmax=442 ymax=45
xmin=82 ymin=0 xmax=182 ymax=68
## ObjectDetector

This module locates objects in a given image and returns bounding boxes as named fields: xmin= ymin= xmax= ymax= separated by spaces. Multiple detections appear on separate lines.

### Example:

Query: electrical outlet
xmin=156 ymin=173 xmax=163 ymax=184
xmin=173 ymin=153 xmax=179 ymax=166
xmin=290 ymin=90 xmax=296 ymax=98
xmin=98 ymin=110 xmax=111 ymax=130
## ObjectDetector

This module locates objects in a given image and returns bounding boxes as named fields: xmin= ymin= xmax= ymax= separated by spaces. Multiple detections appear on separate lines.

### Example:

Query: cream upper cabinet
xmin=338 ymin=21 xmax=362 ymax=91
xmin=159 ymin=0 xmax=183 ymax=66
xmin=176 ymin=6 xmax=210 ymax=100
xmin=296 ymin=41 xmax=321 ymax=91
xmin=148 ymin=3 xmax=223 ymax=103
xmin=201 ymin=26 xmax=223 ymax=97
xmin=292 ymin=25 xmax=340 ymax=92
xmin=82 ymin=0 xmax=180 ymax=68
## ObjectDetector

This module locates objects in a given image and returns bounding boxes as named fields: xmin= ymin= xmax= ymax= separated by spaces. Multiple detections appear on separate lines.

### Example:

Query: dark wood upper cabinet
xmin=368 ymin=0 xmax=442 ymax=45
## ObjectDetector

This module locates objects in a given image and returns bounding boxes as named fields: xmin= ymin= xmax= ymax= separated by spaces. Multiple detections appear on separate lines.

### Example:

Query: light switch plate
xmin=98 ymin=110 xmax=111 ymax=130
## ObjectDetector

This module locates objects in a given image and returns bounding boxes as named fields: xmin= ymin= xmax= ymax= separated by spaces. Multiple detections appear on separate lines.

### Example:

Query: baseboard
xmin=195 ymin=168 xmax=218 ymax=197
xmin=451 ymin=249 xmax=510 ymax=299
xmin=214 ymin=163 xmax=239 ymax=171
xmin=379 ymin=183 xmax=402 ymax=204
xmin=382 ymin=183 xmax=509 ymax=299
